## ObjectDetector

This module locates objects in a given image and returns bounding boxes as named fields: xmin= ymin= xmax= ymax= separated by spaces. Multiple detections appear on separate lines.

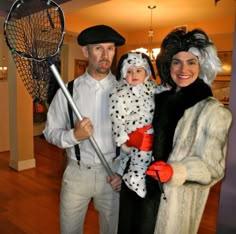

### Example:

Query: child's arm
xmin=109 ymin=91 xmax=129 ymax=146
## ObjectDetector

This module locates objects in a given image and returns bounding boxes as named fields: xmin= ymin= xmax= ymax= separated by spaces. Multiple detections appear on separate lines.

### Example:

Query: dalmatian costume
xmin=110 ymin=52 xmax=156 ymax=197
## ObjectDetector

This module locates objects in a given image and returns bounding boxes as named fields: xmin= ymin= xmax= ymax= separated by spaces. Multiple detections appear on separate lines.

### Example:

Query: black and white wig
xmin=156 ymin=29 xmax=222 ymax=88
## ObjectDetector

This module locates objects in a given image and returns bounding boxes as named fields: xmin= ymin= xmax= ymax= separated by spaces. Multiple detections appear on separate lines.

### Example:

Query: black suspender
xmin=67 ymin=79 xmax=120 ymax=161
xmin=67 ymin=80 xmax=81 ymax=161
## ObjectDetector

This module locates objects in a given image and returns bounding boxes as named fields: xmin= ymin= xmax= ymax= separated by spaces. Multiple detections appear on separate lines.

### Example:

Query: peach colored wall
xmin=7 ymin=56 xmax=35 ymax=170
xmin=0 ymin=30 xmax=10 ymax=151
xmin=62 ymin=35 xmax=88 ymax=83
xmin=0 ymin=81 xmax=10 ymax=151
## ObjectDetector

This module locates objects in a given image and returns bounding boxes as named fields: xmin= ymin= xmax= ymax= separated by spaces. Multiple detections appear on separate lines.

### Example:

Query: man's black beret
xmin=77 ymin=25 xmax=125 ymax=46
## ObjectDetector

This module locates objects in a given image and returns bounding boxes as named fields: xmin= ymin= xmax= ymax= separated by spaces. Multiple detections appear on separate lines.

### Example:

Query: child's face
xmin=125 ymin=66 xmax=147 ymax=86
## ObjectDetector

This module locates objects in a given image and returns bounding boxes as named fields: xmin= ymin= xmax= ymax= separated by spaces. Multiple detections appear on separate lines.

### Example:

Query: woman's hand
xmin=146 ymin=161 xmax=173 ymax=182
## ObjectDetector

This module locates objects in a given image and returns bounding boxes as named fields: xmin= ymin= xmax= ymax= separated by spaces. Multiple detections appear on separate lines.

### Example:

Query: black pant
xmin=117 ymin=178 xmax=161 ymax=234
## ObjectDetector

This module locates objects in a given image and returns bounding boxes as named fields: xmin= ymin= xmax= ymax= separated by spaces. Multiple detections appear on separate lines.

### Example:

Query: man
xmin=43 ymin=25 xmax=125 ymax=234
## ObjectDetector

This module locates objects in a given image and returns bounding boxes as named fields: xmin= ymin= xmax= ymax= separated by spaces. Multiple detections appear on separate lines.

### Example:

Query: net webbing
xmin=5 ymin=0 xmax=64 ymax=102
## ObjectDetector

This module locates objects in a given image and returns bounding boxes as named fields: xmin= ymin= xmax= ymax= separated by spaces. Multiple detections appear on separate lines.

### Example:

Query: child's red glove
xmin=126 ymin=125 xmax=153 ymax=151
xmin=146 ymin=161 xmax=173 ymax=182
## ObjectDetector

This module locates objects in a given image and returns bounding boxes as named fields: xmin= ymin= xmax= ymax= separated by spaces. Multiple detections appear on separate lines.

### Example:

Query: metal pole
xmin=49 ymin=63 xmax=115 ymax=179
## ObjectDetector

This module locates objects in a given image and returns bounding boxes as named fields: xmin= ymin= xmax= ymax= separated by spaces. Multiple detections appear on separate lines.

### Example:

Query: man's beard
xmin=96 ymin=66 xmax=110 ymax=74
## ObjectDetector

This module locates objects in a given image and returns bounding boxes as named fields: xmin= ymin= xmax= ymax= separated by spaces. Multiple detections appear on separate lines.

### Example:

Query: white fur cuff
xmin=168 ymin=162 xmax=187 ymax=187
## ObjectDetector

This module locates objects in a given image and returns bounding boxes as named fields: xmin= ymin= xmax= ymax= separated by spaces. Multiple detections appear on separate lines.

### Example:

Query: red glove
xmin=146 ymin=161 xmax=173 ymax=182
xmin=126 ymin=125 xmax=153 ymax=151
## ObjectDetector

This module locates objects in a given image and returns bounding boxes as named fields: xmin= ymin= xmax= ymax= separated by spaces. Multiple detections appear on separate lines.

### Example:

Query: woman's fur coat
xmin=151 ymin=79 xmax=232 ymax=234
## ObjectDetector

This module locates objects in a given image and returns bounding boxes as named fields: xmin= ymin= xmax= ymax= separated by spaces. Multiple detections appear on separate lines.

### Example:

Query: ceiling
xmin=0 ymin=0 xmax=236 ymax=34
xmin=0 ymin=0 xmax=235 ymax=35
xmin=61 ymin=0 xmax=236 ymax=34
xmin=0 ymin=0 xmax=70 ymax=17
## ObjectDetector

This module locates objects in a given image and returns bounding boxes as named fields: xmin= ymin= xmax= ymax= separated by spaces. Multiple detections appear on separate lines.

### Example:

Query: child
xmin=109 ymin=52 xmax=156 ymax=198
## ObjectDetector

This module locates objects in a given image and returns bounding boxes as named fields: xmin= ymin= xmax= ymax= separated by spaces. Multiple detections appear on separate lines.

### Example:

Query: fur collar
xmin=152 ymin=78 xmax=212 ymax=162
xmin=146 ymin=79 xmax=212 ymax=196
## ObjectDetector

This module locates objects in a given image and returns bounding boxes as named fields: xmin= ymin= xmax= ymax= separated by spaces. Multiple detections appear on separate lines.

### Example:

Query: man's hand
xmin=73 ymin=117 xmax=94 ymax=141
xmin=107 ymin=174 xmax=122 ymax=192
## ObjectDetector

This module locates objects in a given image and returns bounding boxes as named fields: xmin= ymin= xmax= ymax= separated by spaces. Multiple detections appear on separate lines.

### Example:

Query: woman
xmin=146 ymin=28 xmax=232 ymax=234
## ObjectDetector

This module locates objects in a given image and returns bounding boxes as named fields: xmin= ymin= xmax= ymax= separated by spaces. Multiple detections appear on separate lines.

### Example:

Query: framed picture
xmin=218 ymin=51 xmax=232 ymax=76
xmin=74 ymin=59 xmax=88 ymax=78
xmin=212 ymin=80 xmax=230 ymax=105
xmin=0 ymin=66 xmax=8 ymax=81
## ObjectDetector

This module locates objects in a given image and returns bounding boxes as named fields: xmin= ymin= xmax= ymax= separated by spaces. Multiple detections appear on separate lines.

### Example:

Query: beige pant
xmin=60 ymin=159 xmax=119 ymax=234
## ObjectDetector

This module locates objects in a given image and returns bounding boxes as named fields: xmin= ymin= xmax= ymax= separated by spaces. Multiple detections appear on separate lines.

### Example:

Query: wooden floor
xmin=0 ymin=136 xmax=220 ymax=234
